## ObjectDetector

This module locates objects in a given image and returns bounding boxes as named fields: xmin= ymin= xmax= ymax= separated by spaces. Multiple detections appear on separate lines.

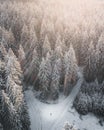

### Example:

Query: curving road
xmin=25 ymin=72 xmax=83 ymax=130
xmin=25 ymin=72 xmax=104 ymax=130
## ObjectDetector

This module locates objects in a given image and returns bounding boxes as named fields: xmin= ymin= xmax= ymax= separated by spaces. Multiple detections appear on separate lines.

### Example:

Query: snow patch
xmin=25 ymin=77 xmax=104 ymax=130
xmin=41 ymin=105 xmax=62 ymax=121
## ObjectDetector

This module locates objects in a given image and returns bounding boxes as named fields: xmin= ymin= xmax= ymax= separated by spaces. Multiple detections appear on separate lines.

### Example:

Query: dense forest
xmin=0 ymin=0 xmax=104 ymax=130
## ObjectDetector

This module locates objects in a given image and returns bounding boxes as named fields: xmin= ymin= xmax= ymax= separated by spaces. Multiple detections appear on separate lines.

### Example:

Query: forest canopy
xmin=0 ymin=0 xmax=104 ymax=129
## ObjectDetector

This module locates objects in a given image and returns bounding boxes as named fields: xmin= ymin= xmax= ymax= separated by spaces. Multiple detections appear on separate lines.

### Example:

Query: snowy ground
xmin=25 ymin=73 xmax=104 ymax=130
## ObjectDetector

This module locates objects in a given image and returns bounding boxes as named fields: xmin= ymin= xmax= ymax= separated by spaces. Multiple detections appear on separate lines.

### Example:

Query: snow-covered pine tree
xmin=38 ymin=52 xmax=52 ymax=100
xmin=18 ymin=44 xmax=26 ymax=70
xmin=39 ymin=18 xmax=48 ymax=57
xmin=30 ymin=49 xmax=40 ymax=86
xmin=80 ymin=30 xmax=90 ymax=66
xmin=21 ymin=26 xmax=38 ymax=74
xmin=11 ymin=13 xmax=24 ymax=44
xmin=63 ymin=28 xmax=72 ymax=48
xmin=25 ymin=31 xmax=38 ymax=70
xmin=24 ymin=48 xmax=40 ymax=86
xmin=55 ymin=35 xmax=66 ymax=86
xmin=55 ymin=33 xmax=66 ymax=54
xmin=96 ymin=33 xmax=104 ymax=83
xmin=4 ymin=48 xmax=30 ymax=130
xmin=1 ymin=38 xmax=8 ymax=52
xmin=70 ymin=27 xmax=82 ymax=65
xmin=0 ymin=27 xmax=15 ymax=51
xmin=23 ymin=50 xmax=33 ymax=77
xmin=49 ymin=50 xmax=56 ymax=68
xmin=0 ymin=59 xmax=20 ymax=130
xmin=0 ymin=43 xmax=7 ymax=61
xmin=73 ymin=91 xmax=89 ymax=115
xmin=54 ymin=43 xmax=63 ymax=60
xmin=0 ymin=61 xmax=7 ymax=90
xmin=21 ymin=24 xmax=29 ymax=52
xmin=40 ymin=18 xmax=47 ymax=44
xmin=62 ymin=122 xmax=70 ymax=130
xmin=42 ymin=35 xmax=51 ymax=57
xmin=64 ymin=44 xmax=78 ymax=96
xmin=50 ymin=50 xmax=64 ymax=89
xmin=29 ymin=27 xmax=38 ymax=50
xmin=7 ymin=28 xmax=15 ymax=49
xmin=83 ymin=42 xmax=96 ymax=82
xmin=74 ymin=79 xmax=104 ymax=116
xmin=0 ymin=90 xmax=22 ymax=130
xmin=6 ymin=48 xmax=23 ymax=85
xmin=40 ymin=18 xmax=55 ymax=50
xmin=46 ymin=21 xmax=55 ymax=47
xmin=50 ymin=59 xmax=61 ymax=100
xmin=62 ymin=121 xmax=77 ymax=130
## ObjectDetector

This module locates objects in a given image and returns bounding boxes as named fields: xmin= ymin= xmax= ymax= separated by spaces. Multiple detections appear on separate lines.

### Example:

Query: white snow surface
xmin=25 ymin=73 xmax=104 ymax=130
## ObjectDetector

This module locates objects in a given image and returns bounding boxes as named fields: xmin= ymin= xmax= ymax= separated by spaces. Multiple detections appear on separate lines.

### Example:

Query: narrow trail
xmin=25 ymin=91 xmax=42 ymax=130
xmin=25 ymin=72 xmax=83 ymax=130
xmin=50 ymin=76 xmax=83 ymax=130
xmin=25 ymin=70 xmax=104 ymax=130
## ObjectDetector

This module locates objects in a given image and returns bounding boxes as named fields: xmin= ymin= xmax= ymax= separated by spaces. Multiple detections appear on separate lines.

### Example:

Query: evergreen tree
xmin=38 ymin=52 xmax=52 ymax=100
xmin=54 ymin=45 xmax=63 ymax=60
xmin=0 ymin=61 xmax=7 ymax=90
xmin=24 ymin=48 xmax=40 ymax=86
xmin=40 ymin=19 xmax=55 ymax=51
xmin=29 ymin=27 xmax=38 ymax=50
xmin=42 ymin=35 xmax=51 ymax=57
xmin=55 ymin=34 xmax=66 ymax=54
xmin=96 ymin=33 xmax=104 ymax=83
xmin=18 ymin=44 xmax=26 ymax=69
xmin=39 ymin=19 xmax=48 ymax=57
xmin=54 ymin=37 xmax=65 ymax=86
xmin=0 ymin=90 xmax=22 ymax=130
xmin=21 ymin=24 xmax=29 ymax=52
xmin=50 ymin=50 xmax=64 ymax=87
xmin=4 ymin=48 xmax=30 ymax=130
xmin=40 ymin=18 xmax=47 ymax=44
xmin=64 ymin=44 xmax=78 ymax=96
xmin=50 ymin=59 xmax=60 ymax=100
xmin=83 ymin=42 xmax=96 ymax=82
xmin=21 ymin=24 xmax=38 ymax=74
xmin=62 ymin=122 xmax=76 ymax=130
xmin=6 ymin=48 xmax=23 ymax=85
xmin=80 ymin=30 xmax=90 ymax=66
xmin=0 ymin=43 xmax=7 ymax=61
xmin=24 ymin=30 xmax=38 ymax=75
xmin=0 ymin=27 xmax=15 ymax=51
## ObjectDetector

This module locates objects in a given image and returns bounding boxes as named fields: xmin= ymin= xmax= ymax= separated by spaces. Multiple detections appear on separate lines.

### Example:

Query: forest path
xmin=25 ymin=71 xmax=84 ymax=130
xmin=25 ymin=72 xmax=104 ymax=130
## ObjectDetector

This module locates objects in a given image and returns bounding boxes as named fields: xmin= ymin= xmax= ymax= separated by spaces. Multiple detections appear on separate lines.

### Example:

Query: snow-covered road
xmin=25 ymin=73 xmax=104 ymax=130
